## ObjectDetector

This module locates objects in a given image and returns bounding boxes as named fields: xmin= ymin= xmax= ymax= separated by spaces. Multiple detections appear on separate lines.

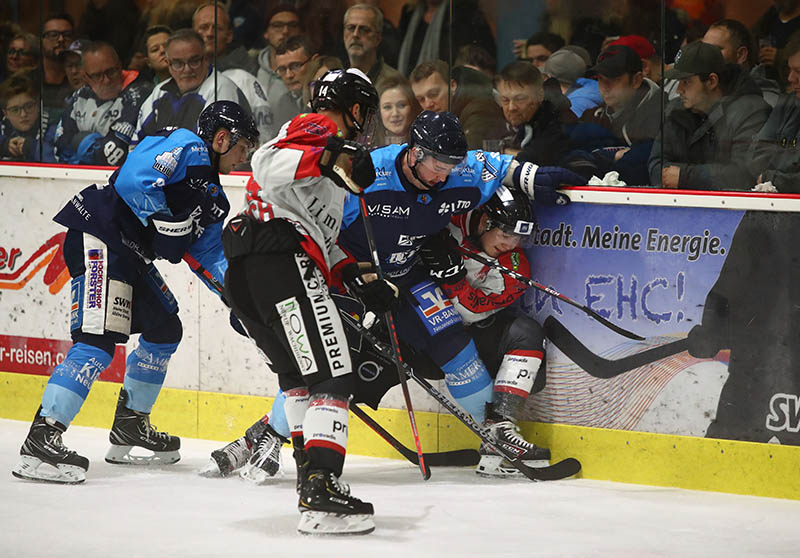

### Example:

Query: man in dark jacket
xmin=748 ymin=36 xmax=800 ymax=192
xmin=495 ymin=60 xmax=572 ymax=166
xmin=649 ymin=41 xmax=770 ymax=190
xmin=571 ymin=45 xmax=662 ymax=185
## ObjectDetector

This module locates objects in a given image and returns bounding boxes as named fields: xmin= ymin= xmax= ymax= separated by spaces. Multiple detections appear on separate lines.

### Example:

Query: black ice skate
xmin=477 ymin=420 xmax=551 ymax=478
xmin=199 ymin=436 xmax=251 ymax=477
xmin=297 ymin=469 xmax=375 ymax=536
xmin=198 ymin=417 xmax=269 ymax=477
xmin=105 ymin=389 xmax=180 ymax=465
xmin=239 ymin=424 xmax=287 ymax=484
xmin=12 ymin=413 xmax=89 ymax=484
xmin=294 ymin=446 xmax=309 ymax=494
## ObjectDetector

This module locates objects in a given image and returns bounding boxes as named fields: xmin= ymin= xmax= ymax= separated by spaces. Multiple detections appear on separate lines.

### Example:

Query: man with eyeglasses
xmin=41 ymin=13 xmax=75 ymax=124
xmin=135 ymin=28 xmax=250 ymax=145
xmin=256 ymin=5 xmax=302 ymax=113
xmin=343 ymin=3 xmax=400 ymax=86
xmin=54 ymin=41 xmax=153 ymax=166
xmin=271 ymin=35 xmax=317 ymax=125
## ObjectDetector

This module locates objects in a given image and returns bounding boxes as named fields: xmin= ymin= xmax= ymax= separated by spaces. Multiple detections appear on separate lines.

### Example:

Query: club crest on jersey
xmin=410 ymin=281 xmax=462 ymax=335
xmin=153 ymin=147 xmax=183 ymax=177
xmin=416 ymin=193 xmax=432 ymax=205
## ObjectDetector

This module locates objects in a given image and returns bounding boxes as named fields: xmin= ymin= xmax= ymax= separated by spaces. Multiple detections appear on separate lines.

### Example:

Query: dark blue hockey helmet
xmin=197 ymin=100 xmax=259 ymax=151
xmin=408 ymin=111 xmax=468 ymax=165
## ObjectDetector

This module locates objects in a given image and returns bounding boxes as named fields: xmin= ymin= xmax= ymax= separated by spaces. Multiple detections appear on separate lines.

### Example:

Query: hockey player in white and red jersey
xmin=220 ymin=68 xmax=386 ymax=536
xmin=418 ymin=184 xmax=550 ymax=477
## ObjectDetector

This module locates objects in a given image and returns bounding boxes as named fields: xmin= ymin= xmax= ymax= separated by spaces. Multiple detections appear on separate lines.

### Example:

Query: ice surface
xmin=1 ymin=418 xmax=799 ymax=557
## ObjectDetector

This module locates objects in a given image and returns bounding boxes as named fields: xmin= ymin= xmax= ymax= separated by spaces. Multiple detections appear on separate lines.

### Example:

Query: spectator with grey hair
xmin=135 ymin=29 xmax=250 ymax=143
xmin=344 ymin=3 xmax=401 ymax=86
xmin=192 ymin=2 xmax=257 ymax=75
xmin=543 ymin=48 xmax=602 ymax=117
xmin=55 ymin=40 xmax=153 ymax=166
xmin=495 ymin=60 xmax=572 ymax=166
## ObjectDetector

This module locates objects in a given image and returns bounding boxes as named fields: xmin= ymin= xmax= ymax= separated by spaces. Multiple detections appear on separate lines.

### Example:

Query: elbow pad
xmin=150 ymin=210 xmax=196 ymax=263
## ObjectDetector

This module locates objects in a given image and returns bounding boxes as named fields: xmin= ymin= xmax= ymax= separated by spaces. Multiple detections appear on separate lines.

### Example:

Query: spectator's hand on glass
xmin=759 ymin=46 xmax=777 ymax=66
xmin=662 ymin=165 xmax=680 ymax=188
xmin=8 ymin=137 xmax=26 ymax=158
xmin=613 ymin=147 xmax=630 ymax=162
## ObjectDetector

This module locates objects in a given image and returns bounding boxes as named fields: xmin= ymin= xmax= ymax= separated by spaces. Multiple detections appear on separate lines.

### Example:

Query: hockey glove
xmin=320 ymin=136 xmax=376 ymax=194
xmin=515 ymin=162 xmax=581 ymax=205
xmin=686 ymin=324 xmax=724 ymax=359
xmin=419 ymin=230 xmax=466 ymax=284
xmin=342 ymin=262 xmax=399 ymax=314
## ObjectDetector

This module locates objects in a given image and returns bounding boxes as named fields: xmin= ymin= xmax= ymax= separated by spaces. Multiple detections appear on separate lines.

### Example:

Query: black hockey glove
xmin=419 ymin=229 xmax=466 ymax=285
xmin=686 ymin=324 xmax=724 ymax=359
xmin=342 ymin=262 xmax=399 ymax=314
xmin=320 ymin=136 xmax=376 ymax=194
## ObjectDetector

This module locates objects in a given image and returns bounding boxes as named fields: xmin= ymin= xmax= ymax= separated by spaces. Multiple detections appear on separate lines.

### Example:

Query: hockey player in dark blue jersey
xmin=11 ymin=101 xmax=258 ymax=485
xmin=333 ymin=110 xmax=580 ymax=435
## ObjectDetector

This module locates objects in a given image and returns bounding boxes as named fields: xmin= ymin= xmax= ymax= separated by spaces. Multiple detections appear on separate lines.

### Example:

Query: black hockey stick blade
xmin=457 ymin=247 xmax=645 ymax=341
xmin=350 ymin=404 xmax=480 ymax=467
xmin=340 ymin=310 xmax=582 ymax=482
xmin=544 ymin=316 xmax=690 ymax=379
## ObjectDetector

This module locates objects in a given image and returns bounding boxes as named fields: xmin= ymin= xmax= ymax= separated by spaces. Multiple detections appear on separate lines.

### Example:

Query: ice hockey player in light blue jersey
xmin=11 ymin=101 xmax=258 ymax=485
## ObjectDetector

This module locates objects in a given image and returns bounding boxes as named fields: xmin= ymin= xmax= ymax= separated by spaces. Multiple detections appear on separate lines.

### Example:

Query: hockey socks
xmin=442 ymin=340 xmax=493 ymax=423
xmin=492 ymin=350 xmax=542 ymax=420
xmin=123 ymin=338 xmax=179 ymax=413
xmin=303 ymin=393 xmax=349 ymax=476
xmin=41 ymin=342 xmax=113 ymax=426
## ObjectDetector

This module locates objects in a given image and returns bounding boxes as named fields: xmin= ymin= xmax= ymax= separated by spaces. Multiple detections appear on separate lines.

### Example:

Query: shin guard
xmin=123 ymin=339 xmax=179 ymax=413
xmin=41 ymin=342 xmax=113 ymax=426
xmin=442 ymin=340 xmax=493 ymax=423
xmin=303 ymin=393 xmax=349 ymax=476
xmin=492 ymin=350 xmax=542 ymax=420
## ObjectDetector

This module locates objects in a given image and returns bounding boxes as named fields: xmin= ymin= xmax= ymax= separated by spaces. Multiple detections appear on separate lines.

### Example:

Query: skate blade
xmin=11 ymin=455 xmax=86 ymax=484
xmin=105 ymin=445 xmax=180 ymax=465
xmin=297 ymin=511 xmax=375 ymax=536
xmin=238 ymin=462 xmax=283 ymax=485
xmin=476 ymin=455 xmax=546 ymax=478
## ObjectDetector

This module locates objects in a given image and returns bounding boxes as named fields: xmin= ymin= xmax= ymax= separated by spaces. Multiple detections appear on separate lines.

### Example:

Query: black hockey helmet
xmin=480 ymin=185 xmax=536 ymax=237
xmin=310 ymin=68 xmax=379 ymax=142
xmin=408 ymin=111 xmax=468 ymax=165
xmin=197 ymin=100 xmax=259 ymax=151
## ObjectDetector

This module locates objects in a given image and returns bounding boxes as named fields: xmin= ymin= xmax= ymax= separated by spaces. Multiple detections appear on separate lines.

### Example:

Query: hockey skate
xmin=12 ymin=413 xmax=89 ymax=484
xmin=477 ymin=420 xmax=551 ymax=478
xmin=297 ymin=469 xmax=375 ymax=536
xmin=199 ymin=418 xmax=269 ymax=477
xmin=239 ymin=424 xmax=287 ymax=484
xmin=105 ymin=389 xmax=180 ymax=465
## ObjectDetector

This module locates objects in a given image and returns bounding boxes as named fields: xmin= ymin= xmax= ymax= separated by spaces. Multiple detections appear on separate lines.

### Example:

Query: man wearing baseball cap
xmin=649 ymin=41 xmax=770 ymax=189
xmin=572 ymin=44 xmax=662 ymax=185
xmin=543 ymin=48 xmax=602 ymax=117
xmin=609 ymin=35 xmax=663 ymax=84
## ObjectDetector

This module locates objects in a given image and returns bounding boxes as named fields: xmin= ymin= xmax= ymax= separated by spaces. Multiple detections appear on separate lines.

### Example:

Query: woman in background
xmin=375 ymin=74 xmax=421 ymax=145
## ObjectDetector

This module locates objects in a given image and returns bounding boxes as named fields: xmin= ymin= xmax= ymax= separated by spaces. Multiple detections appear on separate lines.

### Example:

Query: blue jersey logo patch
xmin=410 ymin=280 xmax=462 ymax=335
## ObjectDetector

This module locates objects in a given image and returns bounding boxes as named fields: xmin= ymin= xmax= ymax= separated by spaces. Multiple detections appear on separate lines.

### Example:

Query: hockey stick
xmin=356 ymin=196 xmax=430 ymax=481
xmin=339 ymin=310 xmax=582 ymax=482
xmin=181 ymin=253 xmax=464 ymax=468
xmin=544 ymin=316 xmax=690 ymax=379
xmin=349 ymin=403 xmax=480 ymax=467
xmin=457 ymin=247 xmax=645 ymax=341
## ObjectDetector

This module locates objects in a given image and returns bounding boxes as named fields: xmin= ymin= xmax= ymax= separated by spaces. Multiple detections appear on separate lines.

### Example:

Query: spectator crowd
xmin=1 ymin=0 xmax=800 ymax=192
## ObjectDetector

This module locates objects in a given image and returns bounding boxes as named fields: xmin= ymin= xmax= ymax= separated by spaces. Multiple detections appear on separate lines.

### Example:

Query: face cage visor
xmin=353 ymin=105 xmax=378 ymax=148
